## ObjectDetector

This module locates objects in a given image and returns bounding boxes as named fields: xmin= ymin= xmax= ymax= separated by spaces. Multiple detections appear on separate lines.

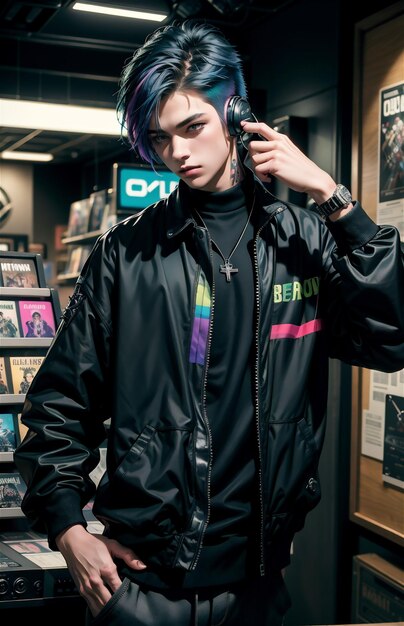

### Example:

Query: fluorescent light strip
xmin=73 ymin=2 xmax=167 ymax=22
xmin=1 ymin=151 xmax=54 ymax=162
xmin=0 ymin=99 xmax=123 ymax=135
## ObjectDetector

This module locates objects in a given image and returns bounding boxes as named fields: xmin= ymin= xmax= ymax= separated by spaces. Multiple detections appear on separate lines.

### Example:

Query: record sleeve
xmin=0 ymin=300 xmax=22 ymax=338
xmin=67 ymin=198 xmax=91 ymax=236
xmin=9 ymin=355 xmax=45 ymax=395
xmin=16 ymin=413 xmax=28 ymax=444
xmin=0 ymin=356 xmax=11 ymax=394
xmin=88 ymin=189 xmax=107 ymax=232
xmin=66 ymin=246 xmax=84 ymax=275
xmin=0 ymin=257 xmax=39 ymax=288
xmin=0 ymin=472 xmax=26 ymax=508
xmin=0 ymin=414 xmax=17 ymax=453
xmin=18 ymin=300 xmax=55 ymax=338
xmin=382 ymin=394 xmax=404 ymax=489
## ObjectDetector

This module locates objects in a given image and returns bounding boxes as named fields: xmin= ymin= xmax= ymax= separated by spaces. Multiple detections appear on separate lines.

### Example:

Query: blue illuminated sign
xmin=119 ymin=167 xmax=179 ymax=210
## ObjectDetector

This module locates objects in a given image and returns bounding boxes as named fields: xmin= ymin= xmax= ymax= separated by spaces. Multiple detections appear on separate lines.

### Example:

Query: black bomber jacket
xmin=14 ymin=174 xmax=404 ymax=575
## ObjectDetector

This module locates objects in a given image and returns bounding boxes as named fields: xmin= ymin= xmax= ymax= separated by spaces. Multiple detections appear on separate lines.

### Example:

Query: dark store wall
xmin=243 ymin=1 xmax=403 ymax=624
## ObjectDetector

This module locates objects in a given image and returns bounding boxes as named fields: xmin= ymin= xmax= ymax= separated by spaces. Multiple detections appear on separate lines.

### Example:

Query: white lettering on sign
xmin=125 ymin=178 xmax=177 ymax=199
xmin=383 ymin=94 xmax=404 ymax=117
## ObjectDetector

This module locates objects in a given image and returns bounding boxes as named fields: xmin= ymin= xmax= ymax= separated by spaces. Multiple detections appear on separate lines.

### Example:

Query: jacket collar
xmin=165 ymin=166 xmax=286 ymax=240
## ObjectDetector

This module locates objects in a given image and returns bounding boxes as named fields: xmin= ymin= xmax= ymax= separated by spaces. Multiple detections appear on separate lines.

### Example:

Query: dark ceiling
xmin=0 ymin=0 xmax=296 ymax=163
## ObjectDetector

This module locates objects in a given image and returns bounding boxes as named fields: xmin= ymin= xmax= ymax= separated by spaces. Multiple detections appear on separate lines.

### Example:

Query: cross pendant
xmin=220 ymin=261 xmax=238 ymax=282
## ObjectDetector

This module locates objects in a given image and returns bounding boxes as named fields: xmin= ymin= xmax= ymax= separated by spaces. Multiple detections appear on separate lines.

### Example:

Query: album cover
xmin=9 ymin=355 xmax=45 ymax=395
xmin=0 ymin=472 xmax=26 ymax=508
xmin=66 ymin=246 xmax=84 ymax=275
xmin=382 ymin=394 xmax=404 ymax=489
xmin=88 ymin=189 xmax=107 ymax=232
xmin=79 ymin=245 xmax=92 ymax=269
xmin=0 ymin=414 xmax=17 ymax=453
xmin=67 ymin=198 xmax=91 ymax=237
xmin=18 ymin=300 xmax=55 ymax=338
xmin=0 ymin=257 xmax=39 ymax=288
xmin=0 ymin=300 xmax=22 ymax=338
xmin=16 ymin=413 xmax=28 ymax=444
xmin=352 ymin=554 xmax=404 ymax=622
xmin=0 ymin=357 xmax=11 ymax=395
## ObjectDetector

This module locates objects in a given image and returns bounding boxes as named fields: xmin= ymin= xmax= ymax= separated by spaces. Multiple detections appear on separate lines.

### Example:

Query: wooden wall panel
xmin=350 ymin=4 xmax=404 ymax=546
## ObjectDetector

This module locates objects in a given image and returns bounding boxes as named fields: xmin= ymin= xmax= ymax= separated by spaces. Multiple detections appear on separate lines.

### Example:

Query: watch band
xmin=314 ymin=184 xmax=352 ymax=219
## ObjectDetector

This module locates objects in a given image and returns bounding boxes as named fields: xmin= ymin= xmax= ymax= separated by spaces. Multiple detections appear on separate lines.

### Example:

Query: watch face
xmin=315 ymin=184 xmax=352 ymax=219
xmin=336 ymin=184 xmax=352 ymax=204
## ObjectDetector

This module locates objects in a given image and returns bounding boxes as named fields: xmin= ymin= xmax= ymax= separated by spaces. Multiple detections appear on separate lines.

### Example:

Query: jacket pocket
xmin=95 ymin=425 xmax=195 ymax=537
xmin=90 ymin=577 xmax=130 ymax=625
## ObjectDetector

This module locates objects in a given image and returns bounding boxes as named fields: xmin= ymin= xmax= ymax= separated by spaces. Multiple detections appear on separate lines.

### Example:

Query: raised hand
xmin=240 ymin=120 xmax=336 ymax=204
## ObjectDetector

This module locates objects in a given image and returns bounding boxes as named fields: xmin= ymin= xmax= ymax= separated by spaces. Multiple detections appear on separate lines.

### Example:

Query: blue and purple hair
xmin=116 ymin=20 xmax=247 ymax=165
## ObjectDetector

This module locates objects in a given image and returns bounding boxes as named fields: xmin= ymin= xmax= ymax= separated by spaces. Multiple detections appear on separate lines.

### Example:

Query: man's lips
xmin=179 ymin=166 xmax=201 ymax=176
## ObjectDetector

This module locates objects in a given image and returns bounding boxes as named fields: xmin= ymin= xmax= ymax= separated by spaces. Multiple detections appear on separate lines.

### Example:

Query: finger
xmin=87 ymin=596 xmax=102 ymax=619
xmin=81 ymin=575 xmax=112 ymax=608
xmin=256 ymin=172 xmax=272 ymax=183
xmin=129 ymin=558 xmax=148 ymax=570
xmin=250 ymin=148 xmax=277 ymax=164
xmin=101 ymin=563 xmax=123 ymax=593
xmin=87 ymin=590 xmax=111 ymax=619
xmin=241 ymin=120 xmax=277 ymax=139
xmin=108 ymin=540 xmax=147 ymax=570
xmin=249 ymin=149 xmax=277 ymax=172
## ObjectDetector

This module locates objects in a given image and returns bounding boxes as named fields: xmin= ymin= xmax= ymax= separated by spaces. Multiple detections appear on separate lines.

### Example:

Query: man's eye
xmin=151 ymin=134 xmax=168 ymax=145
xmin=188 ymin=123 xmax=204 ymax=132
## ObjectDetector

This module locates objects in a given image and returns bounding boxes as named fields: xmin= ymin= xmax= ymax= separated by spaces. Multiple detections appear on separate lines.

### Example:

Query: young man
xmin=14 ymin=20 xmax=404 ymax=626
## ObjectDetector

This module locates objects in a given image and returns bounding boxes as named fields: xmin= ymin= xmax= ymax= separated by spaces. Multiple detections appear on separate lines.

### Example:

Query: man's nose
xmin=171 ymin=136 xmax=190 ymax=161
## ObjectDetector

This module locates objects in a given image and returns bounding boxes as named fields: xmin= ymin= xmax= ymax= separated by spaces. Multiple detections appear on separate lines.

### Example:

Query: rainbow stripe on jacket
xmin=189 ymin=273 xmax=211 ymax=365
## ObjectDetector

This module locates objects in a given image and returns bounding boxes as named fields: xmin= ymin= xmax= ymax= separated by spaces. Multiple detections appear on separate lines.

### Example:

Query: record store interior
xmin=0 ymin=0 xmax=403 ymax=624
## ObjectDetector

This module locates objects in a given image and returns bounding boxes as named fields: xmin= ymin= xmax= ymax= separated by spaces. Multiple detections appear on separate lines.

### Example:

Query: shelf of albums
xmin=0 ymin=251 xmax=110 ymax=614
xmin=57 ymin=187 xmax=127 ymax=285
xmin=0 ymin=250 xmax=61 ymax=519
xmin=0 ymin=250 xmax=109 ymax=515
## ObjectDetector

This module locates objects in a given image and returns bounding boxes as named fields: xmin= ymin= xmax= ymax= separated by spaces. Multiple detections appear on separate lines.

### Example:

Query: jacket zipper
xmin=253 ymin=205 xmax=284 ymax=577
xmin=253 ymin=222 xmax=266 ymax=577
xmin=190 ymin=226 xmax=215 ymax=570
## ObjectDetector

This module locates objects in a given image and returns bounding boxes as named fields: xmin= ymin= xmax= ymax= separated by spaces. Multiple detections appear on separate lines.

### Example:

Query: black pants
xmin=86 ymin=572 xmax=291 ymax=626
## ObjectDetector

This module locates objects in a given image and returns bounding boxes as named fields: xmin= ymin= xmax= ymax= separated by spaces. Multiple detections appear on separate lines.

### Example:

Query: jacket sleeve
xmin=13 ymin=234 xmax=115 ymax=549
xmin=320 ymin=202 xmax=404 ymax=373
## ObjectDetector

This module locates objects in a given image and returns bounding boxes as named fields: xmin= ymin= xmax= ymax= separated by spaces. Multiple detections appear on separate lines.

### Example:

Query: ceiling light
xmin=0 ymin=99 xmax=123 ymax=136
xmin=0 ymin=151 xmax=54 ymax=162
xmin=72 ymin=2 xmax=167 ymax=22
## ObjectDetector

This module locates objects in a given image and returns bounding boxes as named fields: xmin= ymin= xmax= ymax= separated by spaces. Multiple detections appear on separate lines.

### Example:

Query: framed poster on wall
xmin=377 ymin=81 xmax=404 ymax=239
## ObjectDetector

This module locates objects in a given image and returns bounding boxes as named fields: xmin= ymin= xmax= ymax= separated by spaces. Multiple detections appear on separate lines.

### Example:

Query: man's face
xmin=148 ymin=90 xmax=238 ymax=192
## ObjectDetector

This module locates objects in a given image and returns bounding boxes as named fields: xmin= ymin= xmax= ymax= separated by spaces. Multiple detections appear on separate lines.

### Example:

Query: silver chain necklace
xmin=193 ymin=194 xmax=256 ymax=282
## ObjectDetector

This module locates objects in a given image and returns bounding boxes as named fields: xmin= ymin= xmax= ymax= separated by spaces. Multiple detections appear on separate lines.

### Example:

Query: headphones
xmin=226 ymin=95 xmax=254 ymax=136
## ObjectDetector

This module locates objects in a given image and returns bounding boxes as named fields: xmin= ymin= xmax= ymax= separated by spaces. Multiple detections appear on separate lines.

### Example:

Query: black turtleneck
xmin=127 ymin=180 xmax=258 ymax=590
xmin=187 ymin=180 xmax=257 ymax=585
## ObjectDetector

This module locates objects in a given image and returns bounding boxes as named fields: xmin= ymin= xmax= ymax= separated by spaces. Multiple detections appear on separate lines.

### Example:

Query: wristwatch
xmin=314 ymin=184 xmax=352 ymax=219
